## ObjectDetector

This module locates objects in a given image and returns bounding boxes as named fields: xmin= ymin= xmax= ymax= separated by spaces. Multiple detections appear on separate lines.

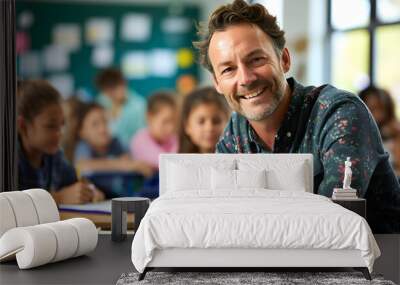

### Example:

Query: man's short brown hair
xmin=95 ymin=67 xmax=126 ymax=91
xmin=193 ymin=0 xmax=285 ymax=73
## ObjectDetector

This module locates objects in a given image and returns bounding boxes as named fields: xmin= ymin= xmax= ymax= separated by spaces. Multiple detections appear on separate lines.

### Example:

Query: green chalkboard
xmin=16 ymin=0 xmax=200 ymax=99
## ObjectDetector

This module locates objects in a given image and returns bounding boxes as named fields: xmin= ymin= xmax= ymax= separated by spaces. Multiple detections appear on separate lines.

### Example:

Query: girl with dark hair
xmin=359 ymin=85 xmax=398 ymax=141
xmin=72 ymin=102 xmax=154 ymax=177
xmin=178 ymin=87 xmax=230 ymax=153
xmin=359 ymin=86 xmax=400 ymax=178
xmin=17 ymin=80 xmax=104 ymax=204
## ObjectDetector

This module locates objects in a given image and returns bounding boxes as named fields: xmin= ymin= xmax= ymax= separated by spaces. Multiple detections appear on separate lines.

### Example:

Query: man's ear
xmin=280 ymin=47 xmax=291 ymax=73
xmin=212 ymin=74 xmax=223 ymax=94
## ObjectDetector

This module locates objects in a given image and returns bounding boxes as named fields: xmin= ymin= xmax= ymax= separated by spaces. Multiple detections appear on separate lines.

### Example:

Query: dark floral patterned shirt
xmin=217 ymin=78 xmax=400 ymax=233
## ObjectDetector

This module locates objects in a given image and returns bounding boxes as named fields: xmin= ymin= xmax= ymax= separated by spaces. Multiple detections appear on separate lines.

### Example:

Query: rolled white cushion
xmin=0 ymin=218 xmax=98 ymax=269
xmin=1 ymin=191 xmax=39 ymax=227
xmin=0 ymin=226 xmax=57 ymax=269
xmin=42 ymin=221 xmax=79 ymax=262
xmin=64 ymin=218 xmax=98 ymax=257
xmin=23 ymin=189 xmax=59 ymax=224
xmin=0 ymin=196 xmax=17 ymax=238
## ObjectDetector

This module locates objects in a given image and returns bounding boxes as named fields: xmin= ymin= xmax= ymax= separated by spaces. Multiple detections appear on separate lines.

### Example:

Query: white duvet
xmin=131 ymin=190 xmax=380 ymax=273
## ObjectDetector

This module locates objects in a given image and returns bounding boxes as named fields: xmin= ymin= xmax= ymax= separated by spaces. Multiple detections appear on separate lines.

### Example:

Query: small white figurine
xmin=343 ymin=157 xmax=352 ymax=190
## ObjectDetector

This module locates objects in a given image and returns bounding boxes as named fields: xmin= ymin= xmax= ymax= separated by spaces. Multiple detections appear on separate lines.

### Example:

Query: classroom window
xmin=331 ymin=0 xmax=370 ymax=30
xmin=331 ymin=30 xmax=369 ymax=93
xmin=329 ymin=0 xmax=400 ymax=117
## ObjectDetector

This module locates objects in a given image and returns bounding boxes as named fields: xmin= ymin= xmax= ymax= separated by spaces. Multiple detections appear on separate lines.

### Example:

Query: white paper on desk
xmin=121 ymin=51 xmax=149 ymax=79
xmin=53 ymin=24 xmax=81 ymax=52
xmin=150 ymin=49 xmax=177 ymax=77
xmin=121 ymin=14 xmax=151 ymax=42
xmin=43 ymin=45 xmax=69 ymax=72
xmin=47 ymin=73 xmax=74 ymax=99
xmin=85 ymin=18 xmax=114 ymax=45
xmin=59 ymin=200 xmax=112 ymax=214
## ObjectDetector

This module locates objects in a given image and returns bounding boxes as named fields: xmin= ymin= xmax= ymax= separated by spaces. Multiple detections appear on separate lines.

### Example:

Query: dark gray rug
xmin=116 ymin=271 xmax=396 ymax=285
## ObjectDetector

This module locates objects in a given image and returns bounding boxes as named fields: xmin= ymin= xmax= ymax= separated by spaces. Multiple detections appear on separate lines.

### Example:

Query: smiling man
xmin=194 ymin=0 xmax=400 ymax=233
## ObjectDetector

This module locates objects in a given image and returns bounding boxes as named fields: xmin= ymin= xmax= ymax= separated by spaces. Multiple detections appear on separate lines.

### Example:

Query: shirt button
xmin=286 ymin=132 xmax=292 ymax=138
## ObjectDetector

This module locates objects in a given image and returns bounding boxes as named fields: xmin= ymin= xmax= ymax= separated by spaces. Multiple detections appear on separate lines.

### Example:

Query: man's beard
xmin=229 ymin=78 xmax=286 ymax=121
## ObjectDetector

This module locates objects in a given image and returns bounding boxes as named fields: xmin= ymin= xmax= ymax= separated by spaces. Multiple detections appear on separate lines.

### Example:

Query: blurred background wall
xmin=15 ymin=0 xmax=400 ymax=116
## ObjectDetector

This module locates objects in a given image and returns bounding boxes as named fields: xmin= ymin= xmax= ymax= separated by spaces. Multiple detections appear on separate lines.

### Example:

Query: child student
xmin=179 ymin=87 xmax=230 ymax=153
xmin=17 ymin=80 xmax=104 ymax=204
xmin=73 ymin=102 xmax=154 ymax=177
xmin=130 ymin=91 xmax=178 ymax=168
xmin=95 ymin=68 xmax=146 ymax=150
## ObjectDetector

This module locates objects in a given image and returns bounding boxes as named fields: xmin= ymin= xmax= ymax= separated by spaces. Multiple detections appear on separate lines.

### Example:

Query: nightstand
xmin=111 ymin=197 xmax=150 ymax=242
xmin=331 ymin=198 xmax=366 ymax=219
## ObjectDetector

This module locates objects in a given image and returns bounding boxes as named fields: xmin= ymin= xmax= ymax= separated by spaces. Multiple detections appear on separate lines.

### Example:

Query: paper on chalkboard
xmin=92 ymin=44 xmax=114 ymax=68
xmin=150 ymin=49 xmax=176 ymax=77
xmin=53 ymin=24 xmax=81 ymax=52
xmin=121 ymin=51 xmax=149 ymax=79
xmin=43 ymin=45 xmax=69 ymax=72
xmin=85 ymin=18 xmax=114 ymax=45
xmin=121 ymin=14 xmax=151 ymax=42
xmin=47 ymin=73 xmax=74 ymax=99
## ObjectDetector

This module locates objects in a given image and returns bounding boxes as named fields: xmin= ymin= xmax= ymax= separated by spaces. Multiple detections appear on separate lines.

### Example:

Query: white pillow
xmin=238 ymin=159 xmax=308 ymax=192
xmin=211 ymin=168 xmax=267 ymax=190
xmin=267 ymin=167 xmax=306 ymax=192
xmin=211 ymin=168 xmax=236 ymax=190
xmin=166 ymin=159 xmax=236 ymax=192
xmin=167 ymin=162 xmax=210 ymax=191
xmin=236 ymin=169 xmax=267 ymax=189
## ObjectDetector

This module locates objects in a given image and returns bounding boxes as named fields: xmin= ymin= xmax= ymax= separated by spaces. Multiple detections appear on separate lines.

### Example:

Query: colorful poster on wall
xmin=16 ymin=31 xmax=30 ymax=54
xmin=92 ymin=44 xmax=114 ymax=68
xmin=121 ymin=14 xmax=151 ymax=42
xmin=162 ymin=17 xmax=191 ymax=34
xmin=85 ymin=18 xmax=114 ymax=45
xmin=43 ymin=45 xmax=69 ymax=72
xmin=18 ymin=10 xmax=34 ymax=29
xmin=47 ymin=73 xmax=74 ymax=98
xmin=177 ymin=48 xmax=194 ymax=69
xmin=150 ymin=49 xmax=177 ymax=77
xmin=19 ymin=51 xmax=41 ymax=77
xmin=53 ymin=24 xmax=81 ymax=52
xmin=121 ymin=51 xmax=149 ymax=79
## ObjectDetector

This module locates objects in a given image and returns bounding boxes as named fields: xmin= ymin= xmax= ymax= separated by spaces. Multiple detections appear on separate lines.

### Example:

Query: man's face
xmin=209 ymin=23 xmax=290 ymax=121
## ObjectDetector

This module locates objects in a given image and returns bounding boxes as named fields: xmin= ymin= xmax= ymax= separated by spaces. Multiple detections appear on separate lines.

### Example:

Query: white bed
xmin=131 ymin=154 xmax=380 ymax=280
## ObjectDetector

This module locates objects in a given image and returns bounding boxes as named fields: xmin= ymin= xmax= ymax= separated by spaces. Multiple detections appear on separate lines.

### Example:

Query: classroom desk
xmin=0 ymin=233 xmax=134 ymax=285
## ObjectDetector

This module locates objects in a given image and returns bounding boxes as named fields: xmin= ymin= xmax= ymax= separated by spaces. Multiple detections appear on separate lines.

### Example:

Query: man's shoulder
xmin=314 ymin=84 xmax=367 ymax=113
xmin=317 ymin=84 xmax=363 ymax=105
